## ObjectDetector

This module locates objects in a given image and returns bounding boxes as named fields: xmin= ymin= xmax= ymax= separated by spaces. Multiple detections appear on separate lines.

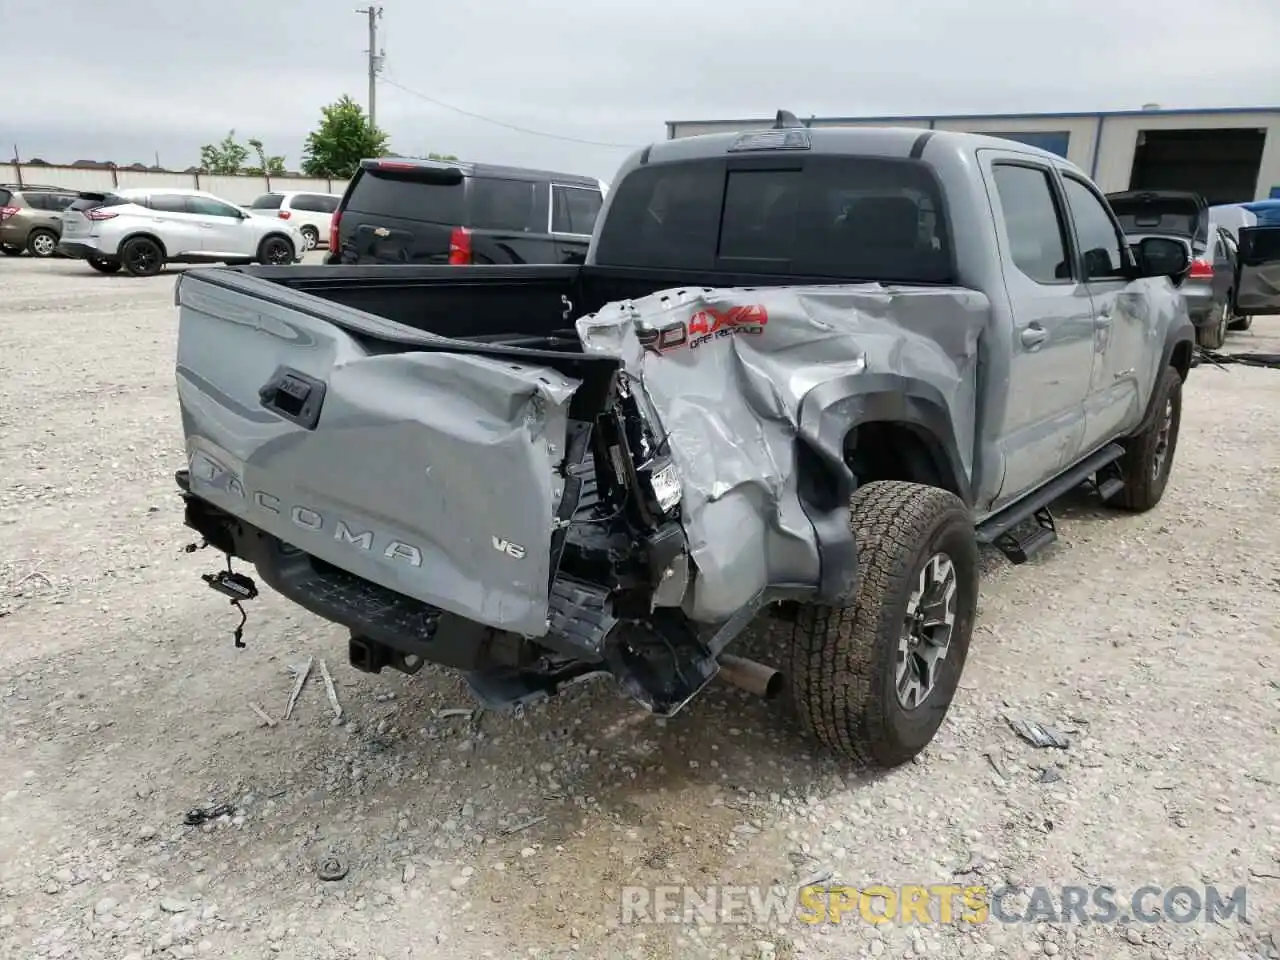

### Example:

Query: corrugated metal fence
xmin=2 ymin=163 xmax=351 ymax=204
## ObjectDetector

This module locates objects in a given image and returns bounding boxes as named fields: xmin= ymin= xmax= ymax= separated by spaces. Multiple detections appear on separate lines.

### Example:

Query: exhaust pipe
xmin=716 ymin=654 xmax=784 ymax=700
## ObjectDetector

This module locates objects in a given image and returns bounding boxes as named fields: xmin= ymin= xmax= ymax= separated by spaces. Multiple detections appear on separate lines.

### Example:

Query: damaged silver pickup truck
xmin=170 ymin=114 xmax=1280 ymax=768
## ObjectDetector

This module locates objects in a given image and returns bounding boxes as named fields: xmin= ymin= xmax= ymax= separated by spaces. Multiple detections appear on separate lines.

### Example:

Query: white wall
xmin=1092 ymin=112 xmax=1280 ymax=200
xmin=2 ymin=163 xmax=350 ymax=204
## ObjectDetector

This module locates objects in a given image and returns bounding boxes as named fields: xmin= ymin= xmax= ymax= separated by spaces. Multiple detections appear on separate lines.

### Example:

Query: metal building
xmin=665 ymin=106 xmax=1280 ymax=204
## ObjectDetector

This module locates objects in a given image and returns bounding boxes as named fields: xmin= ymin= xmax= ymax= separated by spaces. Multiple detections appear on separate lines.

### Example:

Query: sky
xmin=5 ymin=0 xmax=1280 ymax=183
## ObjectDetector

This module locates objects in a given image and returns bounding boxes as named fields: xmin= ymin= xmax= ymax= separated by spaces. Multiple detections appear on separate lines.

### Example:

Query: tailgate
xmin=175 ymin=272 xmax=583 ymax=637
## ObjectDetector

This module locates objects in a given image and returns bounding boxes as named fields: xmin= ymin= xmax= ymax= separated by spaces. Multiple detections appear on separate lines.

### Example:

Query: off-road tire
xmin=120 ymin=237 xmax=164 ymax=277
xmin=786 ymin=481 xmax=979 ymax=768
xmin=27 ymin=228 xmax=58 ymax=258
xmin=1195 ymin=303 xmax=1227 ymax=349
xmin=88 ymin=257 xmax=121 ymax=274
xmin=1113 ymin=364 xmax=1182 ymax=512
xmin=299 ymin=226 xmax=319 ymax=251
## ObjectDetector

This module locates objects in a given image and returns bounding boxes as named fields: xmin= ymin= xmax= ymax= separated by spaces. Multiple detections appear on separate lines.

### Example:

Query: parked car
xmin=57 ymin=188 xmax=305 ymax=277
xmin=166 ymin=116 xmax=1280 ymax=772
xmin=246 ymin=191 xmax=342 ymax=251
xmin=325 ymin=158 xmax=605 ymax=266
xmin=0 ymin=184 xmax=80 ymax=258
xmin=1106 ymin=189 xmax=1248 ymax=348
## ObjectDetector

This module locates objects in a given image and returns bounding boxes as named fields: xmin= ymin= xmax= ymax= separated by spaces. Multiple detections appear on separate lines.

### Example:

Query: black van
xmin=326 ymin=158 xmax=604 ymax=266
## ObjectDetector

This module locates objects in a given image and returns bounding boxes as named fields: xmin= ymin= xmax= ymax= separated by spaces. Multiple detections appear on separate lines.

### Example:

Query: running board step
xmin=1096 ymin=476 xmax=1125 ymax=502
xmin=992 ymin=507 xmax=1057 ymax=564
xmin=976 ymin=442 xmax=1126 ymax=549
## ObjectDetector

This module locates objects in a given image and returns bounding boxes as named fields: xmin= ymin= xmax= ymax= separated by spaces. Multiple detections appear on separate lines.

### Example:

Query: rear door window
xmin=290 ymin=194 xmax=338 ymax=213
xmin=344 ymin=169 xmax=465 ymax=225
xmin=595 ymin=156 xmax=953 ymax=282
xmin=149 ymin=194 xmax=191 ymax=214
xmin=468 ymin=177 xmax=540 ymax=231
xmin=0 ymin=188 xmax=11 ymax=206
xmin=550 ymin=184 xmax=603 ymax=235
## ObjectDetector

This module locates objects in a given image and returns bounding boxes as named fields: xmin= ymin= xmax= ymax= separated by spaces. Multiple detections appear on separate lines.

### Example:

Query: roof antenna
xmin=774 ymin=110 xmax=802 ymax=129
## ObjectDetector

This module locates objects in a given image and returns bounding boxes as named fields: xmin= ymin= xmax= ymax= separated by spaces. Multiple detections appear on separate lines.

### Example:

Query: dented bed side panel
xmin=177 ymin=279 xmax=578 ymax=637
xmin=577 ymin=283 xmax=988 ymax=622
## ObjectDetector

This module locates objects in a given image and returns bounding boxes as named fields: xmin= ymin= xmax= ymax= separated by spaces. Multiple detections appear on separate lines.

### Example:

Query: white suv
xmin=247 ymin=191 xmax=342 ymax=251
xmin=58 ymin=187 xmax=306 ymax=277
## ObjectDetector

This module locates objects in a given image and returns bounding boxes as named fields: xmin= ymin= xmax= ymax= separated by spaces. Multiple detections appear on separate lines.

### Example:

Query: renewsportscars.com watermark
xmin=619 ymin=883 xmax=1250 ymax=926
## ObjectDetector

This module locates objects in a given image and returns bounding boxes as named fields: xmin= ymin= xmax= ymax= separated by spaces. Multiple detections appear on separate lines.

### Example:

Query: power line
xmin=378 ymin=74 xmax=640 ymax=150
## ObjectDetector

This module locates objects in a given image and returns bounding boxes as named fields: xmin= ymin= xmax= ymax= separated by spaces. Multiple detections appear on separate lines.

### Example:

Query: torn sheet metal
xmin=577 ymin=283 xmax=987 ymax=621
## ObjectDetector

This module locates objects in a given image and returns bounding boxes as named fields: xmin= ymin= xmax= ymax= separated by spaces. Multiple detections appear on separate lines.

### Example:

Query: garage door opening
xmin=1128 ymin=128 xmax=1266 ymax=204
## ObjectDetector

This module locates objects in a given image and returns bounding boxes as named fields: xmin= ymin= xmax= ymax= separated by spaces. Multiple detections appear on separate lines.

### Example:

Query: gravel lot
xmin=1 ymin=254 xmax=1278 ymax=960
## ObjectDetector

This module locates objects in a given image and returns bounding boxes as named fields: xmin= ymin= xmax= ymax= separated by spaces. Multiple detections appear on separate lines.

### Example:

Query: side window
xmin=468 ymin=177 xmax=539 ymax=231
xmin=991 ymin=164 xmax=1070 ymax=284
xmin=318 ymin=196 xmax=340 ymax=214
xmin=550 ymin=185 xmax=603 ymax=235
xmin=149 ymin=194 xmax=189 ymax=214
xmin=0 ymin=188 xmax=12 ymax=206
xmin=291 ymin=194 xmax=323 ymax=213
xmin=250 ymin=194 xmax=283 ymax=210
xmin=1061 ymin=176 xmax=1127 ymax=281
xmin=186 ymin=197 xmax=242 ymax=218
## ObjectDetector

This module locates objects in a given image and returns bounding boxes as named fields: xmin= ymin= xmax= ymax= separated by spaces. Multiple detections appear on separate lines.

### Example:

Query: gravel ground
xmin=1 ymin=254 xmax=1278 ymax=960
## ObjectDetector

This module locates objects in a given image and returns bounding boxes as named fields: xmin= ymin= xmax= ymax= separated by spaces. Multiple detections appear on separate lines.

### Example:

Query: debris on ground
xmin=283 ymin=656 xmax=315 ymax=720
xmin=317 ymin=856 xmax=349 ymax=882
xmin=249 ymin=702 xmax=277 ymax=727
xmin=1007 ymin=717 xmax=1071 ymax=749
xmin=318 ymin=657 xmax=343 ymax=721
xmin=183 ymin=803 xmax=234 ymax=827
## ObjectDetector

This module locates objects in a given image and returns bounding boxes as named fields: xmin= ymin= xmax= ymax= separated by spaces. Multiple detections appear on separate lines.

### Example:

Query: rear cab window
xmin=595 ymin=156 xmax=954 ymax=282
xmin=344 ymin=167 xmax=465 ymax=225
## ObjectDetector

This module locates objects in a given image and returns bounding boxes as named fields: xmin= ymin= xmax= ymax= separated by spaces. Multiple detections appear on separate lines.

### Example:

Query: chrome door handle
xmin=1020 ymin=326 xmax=1048 ymax=347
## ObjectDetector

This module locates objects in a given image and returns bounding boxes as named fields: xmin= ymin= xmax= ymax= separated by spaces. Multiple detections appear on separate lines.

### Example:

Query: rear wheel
xmin=787 ymin=481 xmax=979 ymax=768
xmin=299 ymin=226 xmax=319 ymax=251
xmin=120 ymin=237 xmax=164 ymax=277
xmin=1228 ymin=296 xmax=1252 ymax=332
xmin=1112 ymin=365 xmax=1183 ymax=512
xmin=1 ymin=243 xmax=22 ymax=257
xmin=258 ymin=235 xmax=295 ymax=265
xmin=88 ymin=257 xmax=121 ymax=274
xmin=1195 ymin=302 xmax=1227 ymax=350
xmin=27 ymin=229 xmax=57 ymax=258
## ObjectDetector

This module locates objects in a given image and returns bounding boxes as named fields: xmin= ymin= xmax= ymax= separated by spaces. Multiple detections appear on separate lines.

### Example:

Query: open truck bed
xmin=174 ymin=260 xmax=986 ymax=726
xmin=176 ymin=263 xmax=746 ymax=714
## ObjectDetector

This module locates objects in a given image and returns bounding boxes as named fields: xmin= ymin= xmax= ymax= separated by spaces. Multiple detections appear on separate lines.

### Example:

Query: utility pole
xmin=356 ymin=6 xmax=384 ymax=129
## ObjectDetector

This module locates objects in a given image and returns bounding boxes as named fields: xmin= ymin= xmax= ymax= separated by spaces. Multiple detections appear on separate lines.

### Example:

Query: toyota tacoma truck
xmin=168 ymin=114 xmax=1280 ymax=768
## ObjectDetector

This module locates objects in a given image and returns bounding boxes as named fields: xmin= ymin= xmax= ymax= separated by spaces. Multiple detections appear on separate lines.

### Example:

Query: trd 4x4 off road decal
xmin=637 ymin=304 xmax=769 ymax=356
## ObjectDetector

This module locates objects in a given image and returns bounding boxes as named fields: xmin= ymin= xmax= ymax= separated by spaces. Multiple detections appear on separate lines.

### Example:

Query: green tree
xmin=301 ymin=96 xmax=389 ymax=178
xmin=428 ymin=152 xmax=459 ymax=162
xmin=246 ymin=137 xmax=287 ymax=176
xmin=199 ymin=130 xmax=250 ymax=175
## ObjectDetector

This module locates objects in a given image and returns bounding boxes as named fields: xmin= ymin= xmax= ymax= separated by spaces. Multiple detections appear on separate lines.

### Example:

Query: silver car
xmin=1108 ymin=190 xmax=1244 ymax=348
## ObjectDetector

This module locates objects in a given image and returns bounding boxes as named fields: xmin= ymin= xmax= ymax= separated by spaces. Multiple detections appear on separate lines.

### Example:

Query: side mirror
xmin=1135 ymin=237 xmax=1190 ymax=283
